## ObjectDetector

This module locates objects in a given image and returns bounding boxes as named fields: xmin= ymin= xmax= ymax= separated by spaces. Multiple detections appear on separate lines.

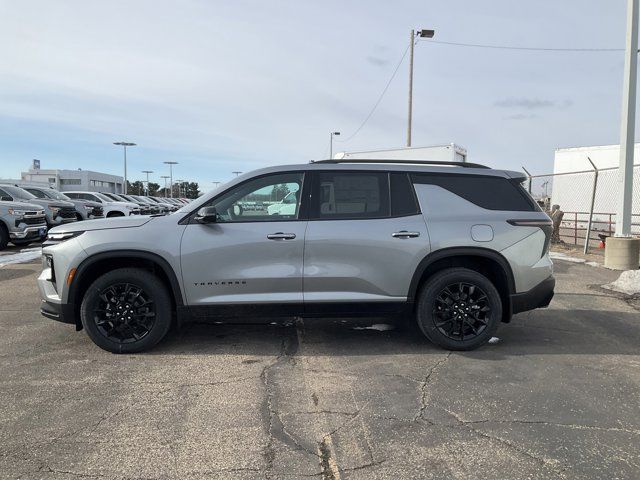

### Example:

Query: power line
xmin=337 ymin=42 xmax=412 ymax=143
xmin=420 ymin=39 xmax=623 ymax=52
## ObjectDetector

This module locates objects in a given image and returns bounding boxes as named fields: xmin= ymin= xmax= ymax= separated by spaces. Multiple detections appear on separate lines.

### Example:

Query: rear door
xmin=303 ymin=171 xmax=430 ymax=312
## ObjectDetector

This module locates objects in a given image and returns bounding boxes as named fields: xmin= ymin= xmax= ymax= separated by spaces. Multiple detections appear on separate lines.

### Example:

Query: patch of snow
xmin=549 ymin=251 xmax=599 ymax=266
xmin=602 ymin=270 xmax=640 ymax=295
xmin=0 ymin=247 xmax=42 ymax=267
xmin=352 ymin=323 xmax=395 ymax=332
xmin=488 ymin=336 xmax=500 ymax=344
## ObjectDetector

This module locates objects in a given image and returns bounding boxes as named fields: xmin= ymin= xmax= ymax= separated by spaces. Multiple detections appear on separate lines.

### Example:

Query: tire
xmin=416 ymin=268 xmax=502 ymax=351
xmin=0 ymin=225 xmax=8 ymax=250
xmin=80 ymin=268 xmax=172 ymax=353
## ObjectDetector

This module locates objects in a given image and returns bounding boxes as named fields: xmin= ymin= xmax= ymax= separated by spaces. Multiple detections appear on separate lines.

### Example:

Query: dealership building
xmin=20 ymin=161 xmax=124 ymax=193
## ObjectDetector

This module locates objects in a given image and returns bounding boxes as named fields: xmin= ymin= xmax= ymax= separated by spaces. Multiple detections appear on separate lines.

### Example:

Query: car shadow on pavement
xmin=146 ymin=308 xmax=640 ymax=358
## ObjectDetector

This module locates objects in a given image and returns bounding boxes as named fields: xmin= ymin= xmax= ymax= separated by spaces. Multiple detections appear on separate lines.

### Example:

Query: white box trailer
xmin=334 ymin=143 xmax=467 ymax=162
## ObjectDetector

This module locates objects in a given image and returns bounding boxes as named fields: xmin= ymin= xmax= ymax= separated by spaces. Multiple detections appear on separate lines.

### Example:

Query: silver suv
xmin=0 ymin=199 xmax=46 ymax=249
xmin=38 ymin=160 xmax=554 ymax=353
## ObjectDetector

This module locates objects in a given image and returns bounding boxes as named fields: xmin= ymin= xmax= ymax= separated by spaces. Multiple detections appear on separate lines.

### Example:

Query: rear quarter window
xmin=411 ymin=173 xmax=537 ymax=212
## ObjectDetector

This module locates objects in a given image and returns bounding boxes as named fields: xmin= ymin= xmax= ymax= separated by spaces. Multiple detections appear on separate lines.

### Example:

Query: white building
xmin=334 ymin=143 xmax=467 ymax=162
xmin=551 ymin=144 xmax=640 ymax=231
xmin=21 ymin=166 xmax=124 ymax=193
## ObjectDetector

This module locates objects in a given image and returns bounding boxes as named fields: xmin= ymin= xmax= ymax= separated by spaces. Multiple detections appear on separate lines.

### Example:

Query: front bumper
xmin=511 ymin=275 xmax=555 ymax=315
xmin=40 ymin=299 xmax=75 ymax=325
xmin=10 ymin=225 xmax=47 ymax=239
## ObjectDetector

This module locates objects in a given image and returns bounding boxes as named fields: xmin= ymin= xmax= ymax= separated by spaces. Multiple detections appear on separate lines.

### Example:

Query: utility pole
xmin=616 ymin=0 xmax=639 ymax=237
xmin=141 ymin=170 xmax=153 ymax=195
xmin=329 ymin=131 xmax=340 ymax=159
xmin=161 ymin=176 xmax=170 ymax=198
xmin=407 ymin=29 xmax=415 ymax=147
xmin=113 ymin=141 xmax=136 ymax=194
xmin=164 ymin=161 xmax=178 ymax=198
xmin=406 ymin=29 xmax=435 ymax=147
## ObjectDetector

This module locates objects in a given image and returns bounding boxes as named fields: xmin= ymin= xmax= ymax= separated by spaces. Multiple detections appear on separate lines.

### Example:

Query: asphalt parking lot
xmin=1 ymin=249 xmax=639 ymax=479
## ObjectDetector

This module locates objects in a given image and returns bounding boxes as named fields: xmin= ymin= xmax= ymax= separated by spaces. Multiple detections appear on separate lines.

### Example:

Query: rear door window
xmin=309 ymin=172 xmax=389 ymax=219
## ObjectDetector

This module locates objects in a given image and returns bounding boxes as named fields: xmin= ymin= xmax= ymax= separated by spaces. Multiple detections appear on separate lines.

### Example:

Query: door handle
xmin=392 ymin=231 xmax=420 ymax=239
xmin=267 ymin=232 xmax=296 ymax=240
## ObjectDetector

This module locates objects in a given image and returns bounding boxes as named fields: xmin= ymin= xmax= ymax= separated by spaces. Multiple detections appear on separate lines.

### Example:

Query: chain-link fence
xmin=524 ymin=162 xmax=640 ymax=254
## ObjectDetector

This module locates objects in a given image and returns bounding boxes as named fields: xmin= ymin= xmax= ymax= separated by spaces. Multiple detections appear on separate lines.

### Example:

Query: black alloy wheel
xmin=94 ymin=282 xmax=156 ymax=343
xmin=433 ymin=282 xmax=491 ymax=341
xmin=416 ymin=268 xmax=502 ymax=351
xmin=81 ymin=268 xmax=172 ymax=353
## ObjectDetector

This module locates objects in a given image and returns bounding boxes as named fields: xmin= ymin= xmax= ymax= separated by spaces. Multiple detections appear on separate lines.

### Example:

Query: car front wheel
xmin=80 ymin=268 xmax=172 ymax=353
xmin=416 ymin=268 xmax=501 ymax=351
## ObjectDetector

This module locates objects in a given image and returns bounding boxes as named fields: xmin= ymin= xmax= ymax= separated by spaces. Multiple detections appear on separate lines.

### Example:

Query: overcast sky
xmin=0 ymin=0 xmax=632 ymax=189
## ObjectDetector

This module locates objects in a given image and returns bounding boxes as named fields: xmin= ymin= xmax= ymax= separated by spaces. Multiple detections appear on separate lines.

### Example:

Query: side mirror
xmin=195 ymin=206 xmax=218 ymax=223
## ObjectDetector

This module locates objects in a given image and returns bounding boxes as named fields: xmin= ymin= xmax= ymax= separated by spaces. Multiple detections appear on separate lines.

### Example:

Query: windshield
xmin=94 ymin=192 xmax=116 ymax=202
xmin=44 ymin=190 xmax=71 ymax=201
xmin=1 ymin=185 xmax=37 ymax=200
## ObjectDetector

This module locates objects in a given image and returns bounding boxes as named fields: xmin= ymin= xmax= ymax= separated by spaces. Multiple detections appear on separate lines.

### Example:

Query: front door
xmin=180 ymin=172 xmax=307 ymax=315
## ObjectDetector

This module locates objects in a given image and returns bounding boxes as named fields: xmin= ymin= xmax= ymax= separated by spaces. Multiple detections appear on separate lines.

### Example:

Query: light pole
xmin=329 ymin=131 xmax=340 ymax=159
xmin=113 ymin=141 xmax=136 ymax=194
xmin=232 ymin=171 xmax=242 ymax=177
xmin=161 ymin=175 xmax=170 ymax=198
xmin=164 ymin=161 xmax=178 ymax=198
xmin=175 ymin=179 xmax=184 ymax=198
xmin=407 ymin=29 xmax=435 ymax=147
xmin=141 ymin=170 xmax=153 ymax=195
xmin=212 ymin=181 xmax=221 ymax=189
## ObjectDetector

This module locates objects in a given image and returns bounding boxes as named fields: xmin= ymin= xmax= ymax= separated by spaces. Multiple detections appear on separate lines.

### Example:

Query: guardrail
xmin=557 ymin=211 xmax=640 ymax=249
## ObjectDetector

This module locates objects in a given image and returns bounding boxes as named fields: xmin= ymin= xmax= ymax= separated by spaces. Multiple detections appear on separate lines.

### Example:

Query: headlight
xmin=125 ymin=205 xmax=134 ymax=210
xmin=8 ymin=208 xmax=27 ymax=217
xmin=46 ymin=231 xmax=84 ymax=243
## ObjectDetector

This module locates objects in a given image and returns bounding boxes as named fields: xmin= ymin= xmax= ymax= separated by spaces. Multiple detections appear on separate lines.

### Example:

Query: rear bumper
xmin=511 ymin=275 xmax=555 ymax=315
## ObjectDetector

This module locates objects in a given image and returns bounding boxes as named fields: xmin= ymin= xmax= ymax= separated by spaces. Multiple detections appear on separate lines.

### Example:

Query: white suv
xmin=64 ymin=192 xmax=140 ymax=217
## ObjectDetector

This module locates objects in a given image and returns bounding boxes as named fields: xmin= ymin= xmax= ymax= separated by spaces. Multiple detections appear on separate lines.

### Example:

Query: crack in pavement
xmin=442 ymin=408 xmax=569 ymax=478
xmin=413 ymin=352 xmax=452 ymax=422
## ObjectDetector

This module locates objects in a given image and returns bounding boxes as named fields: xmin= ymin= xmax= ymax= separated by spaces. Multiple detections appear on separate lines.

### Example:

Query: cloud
xmin=505 ymin=113 xmax=537 ymax=120
xmin=366 ymin=55 xmax=390 ymax=67
xmin=494 ymin=97 xmax=574 ymax=110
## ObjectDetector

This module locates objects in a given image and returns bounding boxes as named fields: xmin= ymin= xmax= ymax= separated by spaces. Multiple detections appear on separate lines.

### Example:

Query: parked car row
xmin=0 ymin=183 xmax=191 ymax=250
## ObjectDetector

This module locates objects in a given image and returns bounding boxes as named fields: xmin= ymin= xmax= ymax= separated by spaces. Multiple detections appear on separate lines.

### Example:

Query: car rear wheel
xmin=80 ymin=268 xmax=172 ymax=353
xmin=416 ymin=268 xmax=501 ymax=351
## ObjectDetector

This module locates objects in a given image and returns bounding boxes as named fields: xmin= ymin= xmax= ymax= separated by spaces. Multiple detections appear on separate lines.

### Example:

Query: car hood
xmin=109 ymin=201 xmax=139 ymax=208
xmin=0 ymin=200 xmax=44 ymax=211
xmin=48 ymin=215 xmax=153 ymax=234
xmin=68 ymin=199 xmax=101 ymax=207
xmin=27 ymin=198 xmax=75 ymax=208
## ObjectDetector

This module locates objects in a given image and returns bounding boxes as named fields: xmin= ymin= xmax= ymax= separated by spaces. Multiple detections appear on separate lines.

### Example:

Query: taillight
xmin=507 ymin=219 xmax=553 ymax=258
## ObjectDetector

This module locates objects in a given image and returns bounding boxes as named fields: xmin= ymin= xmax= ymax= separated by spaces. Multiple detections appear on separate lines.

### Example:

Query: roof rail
xmin=310 ymin=159 xmax=490 ymax=169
